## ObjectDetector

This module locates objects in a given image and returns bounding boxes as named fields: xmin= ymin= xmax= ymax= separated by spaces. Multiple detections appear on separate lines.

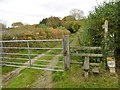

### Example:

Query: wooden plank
xmin=92 ymin=67 xmax=99 ymax=74
xmin=70 ymin=62 xmax=83 ymax=64
xmin=72 ymin=53 xmax=103 ymax=57
xmin=90 ymin=63 xmax=100 ymax=66
xmin=84 ymin=56 xmax=89 ymax=70
xmin=71 ymin=46 xmax=102 ymax=50
xmin=63 ymin=35 xmax=70 ymax=70
xmin=70 ymin=62 xmax=99 ymax=66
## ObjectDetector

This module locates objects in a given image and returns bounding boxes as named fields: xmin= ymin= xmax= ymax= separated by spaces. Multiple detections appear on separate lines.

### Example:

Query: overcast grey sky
xmin=0 ymin=0 xmax=109 ymax=27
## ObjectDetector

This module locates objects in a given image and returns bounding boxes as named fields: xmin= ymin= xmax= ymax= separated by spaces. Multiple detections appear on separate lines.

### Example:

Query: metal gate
xmin=0 ymin=39 xmax=65 ymax=72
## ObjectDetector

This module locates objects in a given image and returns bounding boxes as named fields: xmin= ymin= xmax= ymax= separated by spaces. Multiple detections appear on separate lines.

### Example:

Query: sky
xmin=0 ymin=0 xmax=109 ymax=27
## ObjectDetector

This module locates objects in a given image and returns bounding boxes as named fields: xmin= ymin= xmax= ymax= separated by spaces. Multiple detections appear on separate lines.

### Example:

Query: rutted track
xmin=31 ymin=55 xmax=60 ymax=88
xmin=2 ymin=50 xmax=51 ymax=84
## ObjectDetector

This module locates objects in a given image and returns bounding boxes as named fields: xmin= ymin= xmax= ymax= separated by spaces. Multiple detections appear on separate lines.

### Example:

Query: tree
xmin=61 ymin=16 xmax=81 ymax=33
xmin=62 ymin=15 xmax=75 ymax=21
xmin=12 ymin=22 xmax=24 ymax=28
xmin=70 ymin=9 xmax=84 ymax=20
xmin=114 ymin=1 xmax=120 ymax=82
xmin=46 ymin=16 xmax=61 ymax=28
xmin=39 ymin=16 xmax=61 ymax=28
xmin=39 ymin=18 xmax=48 ymax=24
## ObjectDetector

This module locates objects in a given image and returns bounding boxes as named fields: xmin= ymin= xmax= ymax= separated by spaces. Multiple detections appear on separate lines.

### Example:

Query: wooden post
xmin=84 ymin=56 xmax=89 ymax=79
xmin=63 ymin=35 xmax=70 ymax=70
xmin=0 ymin=42 xmax=3 ymax=54
xmin=27 ymin=41 xmax=31 ymax=66
xmin=104 ymin=20 xmax=108 ymax=69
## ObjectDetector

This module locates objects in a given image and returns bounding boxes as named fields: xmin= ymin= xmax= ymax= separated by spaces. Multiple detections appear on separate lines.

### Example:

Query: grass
xmin=3 ymin=68 xmax=43 ymax=88
xmin=52 ymin=64 xmax=118 ymax=88
xmin=2 ymin=49 xmax=47 ymax=75
xmin=2 ymin=66 xmax=17 ymax=75
xmin=52 ymin=33 xmax=119 ymax=88
xmin=47 ymin=50 xmax=62 ymax=55
xmin=3 ymin=46 xmax=63 ymax=88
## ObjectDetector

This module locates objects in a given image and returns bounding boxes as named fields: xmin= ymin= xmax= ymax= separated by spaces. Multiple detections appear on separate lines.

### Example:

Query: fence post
xmin=27 ymin=41 xmax=31 ymax=66
xmin=63 ymin=35 xmax=70 ymax=70
xmin=104 ymin=20 xmax=108 ymax=69
xmin=0 ymin=42 xmax=3 ymax=55
xmin=84 ymin=56 xmax=90 ymax=79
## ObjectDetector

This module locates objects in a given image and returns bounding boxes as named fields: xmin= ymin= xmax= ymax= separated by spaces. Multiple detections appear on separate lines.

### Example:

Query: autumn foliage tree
xmin=61 ymin=15 xmax=81 ymax=33
xmin=39 ymin=9 xmax=84 ymax=33
xmin=39 ymin=16 xmax=61 ymax=28
xmin=12 ymin=22 xmax=24 ymax=28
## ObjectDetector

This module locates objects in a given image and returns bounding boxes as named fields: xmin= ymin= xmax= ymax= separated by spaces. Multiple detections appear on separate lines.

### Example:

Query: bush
xmin=80 ymin=1 xmax=119 ymax=48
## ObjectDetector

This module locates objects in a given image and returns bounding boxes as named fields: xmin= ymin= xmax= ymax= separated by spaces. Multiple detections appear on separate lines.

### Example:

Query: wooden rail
xmin=71 ymin=46 xmax=103 ymax=79
xmin=71 ymin=46 xmax=102 ymax=50
xmin=72 ymin=53 xmax=103 ymax=57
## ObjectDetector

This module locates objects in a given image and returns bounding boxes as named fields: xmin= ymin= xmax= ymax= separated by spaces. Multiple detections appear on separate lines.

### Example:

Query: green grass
xmin=47 ymin=49 xmax=62 ymax=55
xmin=39 ymin=56 xmax=53 ymax=60
xmin=3 ymin=47 xmax=63 ymax=88
xmin=34 ymin=60 xmax=49 ymax=65
xmin=2 ymin=49 xmax=47 ymax=75
xmin=52 ymin=64 xmax=118 ymax=88
xmin=3 ymin=68 xmax=43 ymax=88
xmin=52 ymin=34 xmax=118 ymax=88
xmin=2 ymin=66 xmax=17 ymax=75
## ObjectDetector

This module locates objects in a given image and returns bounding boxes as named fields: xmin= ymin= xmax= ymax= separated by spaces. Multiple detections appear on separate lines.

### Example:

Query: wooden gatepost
xmin=103 ymin=20 xmax=116 ymax=73
xmin=63 ymin=35 xmax=70 ymax=70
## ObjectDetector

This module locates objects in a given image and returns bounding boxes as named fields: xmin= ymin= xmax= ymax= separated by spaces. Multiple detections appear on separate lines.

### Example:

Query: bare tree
xmin=70 ymin=9 xmax=84 ymax=20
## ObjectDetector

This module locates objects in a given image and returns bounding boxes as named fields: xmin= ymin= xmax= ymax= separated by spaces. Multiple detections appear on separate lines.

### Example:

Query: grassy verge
xmin=52 ymin=64 xmax=118 ymax=88
xmin=3 ymin=68 xmax=43 ymax=88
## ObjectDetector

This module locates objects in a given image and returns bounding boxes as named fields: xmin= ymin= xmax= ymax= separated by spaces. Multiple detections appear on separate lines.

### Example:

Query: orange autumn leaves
xmin=3 ymin=25 xmax=70 ymax=40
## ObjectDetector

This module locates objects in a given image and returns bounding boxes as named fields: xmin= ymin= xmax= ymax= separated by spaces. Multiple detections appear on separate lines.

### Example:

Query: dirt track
xmin=31 ymin=56 xmax=59 ymax=88
xmin=2 ymin=50 xmax=51 ymax=84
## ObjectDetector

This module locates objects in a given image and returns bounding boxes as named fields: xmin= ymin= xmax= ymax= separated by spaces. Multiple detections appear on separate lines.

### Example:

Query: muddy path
xmin=31 ymin=55 xmax=60 ymax=88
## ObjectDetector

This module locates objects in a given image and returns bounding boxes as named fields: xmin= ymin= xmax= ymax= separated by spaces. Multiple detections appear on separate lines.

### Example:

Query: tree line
xmin=11 ymin=9 xmax=84 ymax=33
